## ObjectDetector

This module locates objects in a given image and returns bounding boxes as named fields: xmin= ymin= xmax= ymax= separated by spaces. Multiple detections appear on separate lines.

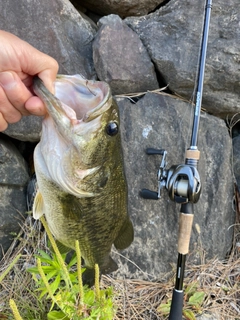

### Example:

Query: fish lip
xmin=33 ymin=76 xmax=64 ymax=118
xmin=33 ymin=75 xmax=112 ymax=123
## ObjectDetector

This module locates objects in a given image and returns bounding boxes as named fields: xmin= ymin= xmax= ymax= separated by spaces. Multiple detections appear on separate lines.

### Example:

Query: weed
xmin=9 ymin=216 xmax=116 ymax=320
xmin=157 ymin=281 xmax=206 ymax=319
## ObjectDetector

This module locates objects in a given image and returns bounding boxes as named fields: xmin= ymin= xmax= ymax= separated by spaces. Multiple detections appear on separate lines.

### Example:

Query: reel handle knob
xmin=146 ymin=148 xmax=165 ymax=155
xmin=139 ymin=189 xmax=159 ymax=200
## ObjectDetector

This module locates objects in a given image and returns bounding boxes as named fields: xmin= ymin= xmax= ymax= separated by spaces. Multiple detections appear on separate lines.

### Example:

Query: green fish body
xmin=33 ymin=75 xmax=133 ymax=284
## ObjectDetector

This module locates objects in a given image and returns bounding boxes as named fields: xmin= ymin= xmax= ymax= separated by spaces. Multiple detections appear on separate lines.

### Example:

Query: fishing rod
xmin=140 ymin=0 xmax=212 ymax=318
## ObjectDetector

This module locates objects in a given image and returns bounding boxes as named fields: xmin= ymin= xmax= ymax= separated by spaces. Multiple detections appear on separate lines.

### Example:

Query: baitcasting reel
xmin=140 ymin=148 xmax=201 ymax=204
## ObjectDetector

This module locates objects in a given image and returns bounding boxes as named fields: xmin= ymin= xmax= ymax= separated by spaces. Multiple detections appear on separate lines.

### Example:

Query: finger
xmin=25 ymin=96 xmax=47 ymax=116
xmin=21 ymin=48 xmax=59 ymax=94
xmin=0 ymin=71 xmax=32 ymax=115
xmin=38 ymin=66 xmax=58 ymax=94
xmin=0 ymin=85 xmax=22 ymax=124
xmin=0 ymin=112 xmax=8 ymax=131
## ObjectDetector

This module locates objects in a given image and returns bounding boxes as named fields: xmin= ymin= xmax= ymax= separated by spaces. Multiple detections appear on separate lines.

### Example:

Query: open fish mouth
xmin=54 ymin=75 xmax=112 ymax=122
xmin=33 ymin=75 xmax=112 ymax=125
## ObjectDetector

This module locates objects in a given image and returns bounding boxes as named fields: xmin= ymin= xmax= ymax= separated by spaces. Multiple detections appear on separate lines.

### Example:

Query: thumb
xmin=19 ymin=41 xmax=59 ymax=93
xmin=38 ymin=66 xmax=58 ymax=94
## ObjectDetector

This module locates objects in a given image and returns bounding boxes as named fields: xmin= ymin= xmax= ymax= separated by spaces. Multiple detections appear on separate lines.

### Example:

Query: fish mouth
xmin=33 ymin=75 xmax=112 ymax=124
xmin=55 ymin=75 xmax=111 ymax=122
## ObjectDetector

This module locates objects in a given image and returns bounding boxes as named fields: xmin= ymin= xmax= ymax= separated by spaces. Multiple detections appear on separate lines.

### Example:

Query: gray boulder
xmin=0 ymin=0 xmax=97 ymax=142
xmin=72 ymin=0 xmax=165 ymax=18
xmin=93 ymin=15 xmax=159 ymax=95
xmin=0 ymin=0 xmax=96 ymax=77
xmin=4 ymin=116 xmax=43 ymax=143
xmin=233 ymin=135 xmax=240 ymax=188
xmin=126 ymin=0 xmax=240 ymax=119
xmin=113 ymin=92 xmax=234 ymax=280
xmin=0 ymin=135 xmax=29 ymax=260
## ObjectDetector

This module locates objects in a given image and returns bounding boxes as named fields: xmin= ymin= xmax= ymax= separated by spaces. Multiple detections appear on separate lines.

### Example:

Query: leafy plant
xmin=10 ymin=216 xmax=116 ymax=320
xmin=157 ymin=281 xmax=205 ymax=320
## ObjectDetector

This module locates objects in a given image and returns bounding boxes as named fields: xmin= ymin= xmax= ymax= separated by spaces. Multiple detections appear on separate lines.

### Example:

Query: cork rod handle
xmin=178 ymin=213 xmax=194 ymax=255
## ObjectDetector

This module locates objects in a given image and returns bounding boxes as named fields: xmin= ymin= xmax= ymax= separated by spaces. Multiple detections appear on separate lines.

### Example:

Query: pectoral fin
xmin=114 ymin=218 xmax=134 ymax=250
xmin=32 ymin=190 xmax=45 ymax=219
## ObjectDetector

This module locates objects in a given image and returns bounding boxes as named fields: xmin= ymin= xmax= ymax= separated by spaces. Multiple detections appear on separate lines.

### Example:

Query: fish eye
xmin=106 ymin=121 xmax=118 ymax=136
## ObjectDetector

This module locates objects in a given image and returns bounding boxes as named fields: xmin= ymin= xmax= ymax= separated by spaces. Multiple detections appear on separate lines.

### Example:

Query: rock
xmin=0 ymin=0 xmax=96 ymax=77
xmin=232 ymin=135 xmax=240 ymax=188
xmin=4 ymin=116 xmax=43 ymax=142
xmin=125 ymin=0 xmax=240 ymax=119
xmin=112 ymin=92 xmax=234 ymax=280
xmin=0 ymin=135 xmax=29 ymax=260
xmin=93 ymin=15 xmax=159 ymax=95
xmin=72 ymin=0 xmax=165 ymax=18
xmin=0 ymin=0 xmax=97 ymax=141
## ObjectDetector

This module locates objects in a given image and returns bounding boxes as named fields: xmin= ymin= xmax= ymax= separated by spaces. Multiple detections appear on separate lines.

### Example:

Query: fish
xmin=32 ymin=74 xmax=134 ymax=285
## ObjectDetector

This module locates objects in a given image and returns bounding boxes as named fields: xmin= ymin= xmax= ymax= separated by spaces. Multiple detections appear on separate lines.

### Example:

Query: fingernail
xmin=48 ymin=82 xmax=55 ymax=94
xmin=44 ymin=80 xmax=55 ymax=95
xmin=0 ymin=72 xmax=16 ymax=89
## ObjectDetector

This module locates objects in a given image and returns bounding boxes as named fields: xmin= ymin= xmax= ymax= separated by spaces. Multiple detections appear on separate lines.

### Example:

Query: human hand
xmin=0 ymin=30 xmax=59 ymax=131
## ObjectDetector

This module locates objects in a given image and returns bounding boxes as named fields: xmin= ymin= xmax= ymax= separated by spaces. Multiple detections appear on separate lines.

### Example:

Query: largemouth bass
xmin=32 ymin=75 xmax=134 ymax=284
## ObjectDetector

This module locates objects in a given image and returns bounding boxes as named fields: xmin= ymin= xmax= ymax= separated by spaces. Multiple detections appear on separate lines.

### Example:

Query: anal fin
xmin=114 ymin=218 xmax=134 ymax=250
